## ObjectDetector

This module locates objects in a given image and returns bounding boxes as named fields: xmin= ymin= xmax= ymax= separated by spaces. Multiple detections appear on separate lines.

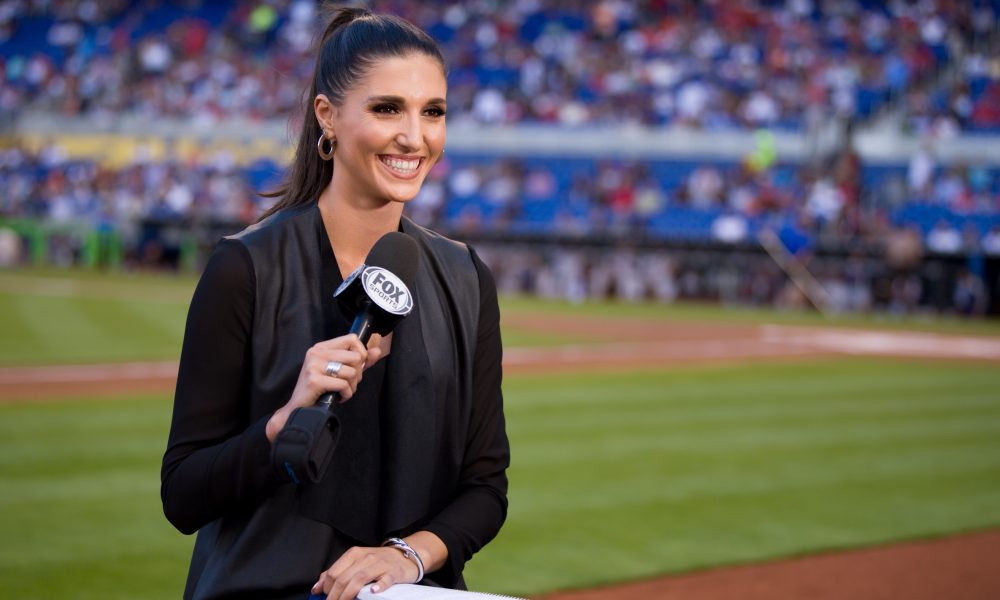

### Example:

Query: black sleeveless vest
xmin=229 ymin=203 xmax=480 ymax=544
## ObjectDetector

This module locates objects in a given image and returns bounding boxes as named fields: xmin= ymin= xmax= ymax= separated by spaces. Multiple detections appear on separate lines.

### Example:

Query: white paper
xmin=356 ymin=583 xmax=524 ymax=600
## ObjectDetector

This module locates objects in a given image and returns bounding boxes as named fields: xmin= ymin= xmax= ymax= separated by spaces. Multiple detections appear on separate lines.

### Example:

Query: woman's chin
xmin=378 ymin=182 xmax=424 ymax=205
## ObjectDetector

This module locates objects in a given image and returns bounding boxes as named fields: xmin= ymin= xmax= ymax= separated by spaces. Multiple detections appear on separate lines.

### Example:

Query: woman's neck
xmin=317 ymin=188 xmax=404 ymax=278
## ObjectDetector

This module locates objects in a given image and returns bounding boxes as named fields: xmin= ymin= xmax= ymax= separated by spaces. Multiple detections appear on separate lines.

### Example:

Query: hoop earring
xmin=317 ymin=134 xmax=336 ymax=161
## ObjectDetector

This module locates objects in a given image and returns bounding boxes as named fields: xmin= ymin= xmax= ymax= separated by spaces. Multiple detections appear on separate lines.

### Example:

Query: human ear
xmin=314 ymin=94 xmax=336 ymax=137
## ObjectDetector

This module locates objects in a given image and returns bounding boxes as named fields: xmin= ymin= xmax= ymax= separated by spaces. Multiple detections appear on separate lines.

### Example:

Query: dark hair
xmin=259 ymin=6 xmax=445 ymax=220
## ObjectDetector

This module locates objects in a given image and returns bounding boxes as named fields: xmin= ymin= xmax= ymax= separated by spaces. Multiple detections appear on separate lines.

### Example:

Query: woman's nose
xmin=394 ymin=114 xmax=423 ymax=151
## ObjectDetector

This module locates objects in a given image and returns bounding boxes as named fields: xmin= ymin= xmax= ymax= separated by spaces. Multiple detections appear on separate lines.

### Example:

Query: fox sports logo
xmin=362 ymin=266 xmax=413 ymax=315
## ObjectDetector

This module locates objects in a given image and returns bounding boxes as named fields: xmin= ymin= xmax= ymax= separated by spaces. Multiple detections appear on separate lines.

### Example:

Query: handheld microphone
xmin=274 ymin=231 xmax=419 ymax=484
xmin=317 ymin=231 xmax=419 ymax=409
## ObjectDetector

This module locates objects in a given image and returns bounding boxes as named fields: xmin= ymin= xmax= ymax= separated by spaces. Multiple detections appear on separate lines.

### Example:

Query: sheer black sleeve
xmin=160 ymin=239 xmax=281 ymax=534
xmin=424 ymin=247 xmax=510 ymax=585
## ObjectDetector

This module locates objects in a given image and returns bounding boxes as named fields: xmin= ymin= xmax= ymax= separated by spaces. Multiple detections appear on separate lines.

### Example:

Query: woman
xmin=161 ymin=7 xmax=509 ymax=600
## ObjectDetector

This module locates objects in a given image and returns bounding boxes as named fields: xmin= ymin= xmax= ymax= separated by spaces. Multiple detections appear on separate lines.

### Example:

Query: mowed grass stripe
xmin=3 ymin=549 xmax=188 ymax=600
xmin=509 ymin=359 xmax=999 ymax=455
xmin=516 ymin=404 xmax=1000 ymax=459
xmin=0 ymin=293 xmax=42 ymax=354
xmin=0 ymin=270 xmax=196 ymax=304
xmin=509 ymin=441 xmax=1000 ymax=511
xmin=2 ymin=292 xmax=106 ymax=363
xmin=510 ymin=358 xmax=993 ymax=409
xmin=0 ymin=291 xmax=186 ymax=365
xmin=514 ymin=392 xmax=1000 ymax=438
xmin=75 ymin=294 xmax=187 ymax=358
xmin=0 ymin=396 xmax=169 ymax=479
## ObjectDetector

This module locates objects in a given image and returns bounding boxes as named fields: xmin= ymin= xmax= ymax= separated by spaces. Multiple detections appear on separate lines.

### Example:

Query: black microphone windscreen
xmin=365 ymin=231 xmax=420 ymax=291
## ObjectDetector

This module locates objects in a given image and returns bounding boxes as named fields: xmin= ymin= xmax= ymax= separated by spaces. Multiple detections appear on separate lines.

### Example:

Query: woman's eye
xmin=372 ymin=104 xmax=399 ymax=114
xmin=425 ymin=106 xmax=447 ymax=117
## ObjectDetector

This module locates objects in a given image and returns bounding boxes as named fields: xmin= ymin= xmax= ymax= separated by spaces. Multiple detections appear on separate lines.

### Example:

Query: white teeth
xmin=381 ymin=157 xmax=419 ymax=173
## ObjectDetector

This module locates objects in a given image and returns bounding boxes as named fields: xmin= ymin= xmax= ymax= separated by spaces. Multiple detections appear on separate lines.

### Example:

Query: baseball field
xmin=2 ymin=268 xmax=999 ymax=599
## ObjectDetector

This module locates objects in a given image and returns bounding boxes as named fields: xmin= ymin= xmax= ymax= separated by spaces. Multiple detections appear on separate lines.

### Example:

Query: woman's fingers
xmin=333 ymin=569 xmax=378 ymax=600
xmin=318 ymin=545 xmax=369 ymax=593
xmin=319 ymin=551 xmax=373 ymax=600
xmin=369 ymin=570 xmax=398 ymax=594
xmin=304 ymin=346 xmax=367 ymax=400
xmin=306 ymin=347 xmax=365 ymax=373
xmin=270 ymin=335 xmax=378 ymax=441
xmin=312 ymin=547 xmax=414 ymax=600
xmin=313 ymin=334 xmax=369 ymax=359
xmin=364 ymin=346 xmax=383 ymax=371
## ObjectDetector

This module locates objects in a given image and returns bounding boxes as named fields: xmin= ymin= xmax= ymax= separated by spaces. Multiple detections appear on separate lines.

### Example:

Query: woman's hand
xmin=265 ymin=334 xmax=383 ymax=442
xmin=311 ymin=545 xmax=418 ymax=600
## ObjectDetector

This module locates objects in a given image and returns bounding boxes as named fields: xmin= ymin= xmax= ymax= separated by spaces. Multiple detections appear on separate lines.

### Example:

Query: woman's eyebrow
xmin=366 ymin=94 xmax=447 ymax=105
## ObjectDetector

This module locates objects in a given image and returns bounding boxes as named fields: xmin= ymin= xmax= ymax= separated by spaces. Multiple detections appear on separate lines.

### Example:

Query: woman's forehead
xmin=351 ymin=53 xmax=447 ymax=99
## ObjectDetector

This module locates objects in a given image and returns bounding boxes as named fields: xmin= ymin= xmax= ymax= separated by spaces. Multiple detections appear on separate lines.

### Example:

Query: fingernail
xmin=372 ymin=585 xmax=380 ymax=593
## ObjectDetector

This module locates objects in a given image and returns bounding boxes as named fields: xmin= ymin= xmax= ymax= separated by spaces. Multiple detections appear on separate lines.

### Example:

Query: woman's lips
xmin=378 ymin=155 xmax=422 ymax=178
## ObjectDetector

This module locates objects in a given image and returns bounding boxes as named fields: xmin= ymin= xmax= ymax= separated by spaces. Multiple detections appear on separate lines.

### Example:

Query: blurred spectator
xmin=884 ymin=226 xmax=924 ymax=271
xmin=908 ymin=146 xmax=936 ymax=196
xmin=686 ymin=166 xmax=725 ymax=209
xmin=0 ymin=226 xmax=21 ymax=266
xmin=711 ymin=210 xmax=749 ymax=244
xmin=953 ymin=269 xmax=988 ymax=316
xmin=925 ymin=219 xmax=963 ymax=253
xmin=982 ymin=226 xmax=1000 ymax=256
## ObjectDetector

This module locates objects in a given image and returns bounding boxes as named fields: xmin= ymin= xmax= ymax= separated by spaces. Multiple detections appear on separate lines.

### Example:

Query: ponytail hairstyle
xmin=259 ymin=5 xmax=445 ymax=220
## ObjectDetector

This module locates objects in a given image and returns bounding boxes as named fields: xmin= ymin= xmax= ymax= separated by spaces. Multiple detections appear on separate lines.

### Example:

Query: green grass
xmin=466 ymin=359 xmax=1000 ymax=595
xmin=2 ymin=360 xmax=999 ymax=598
xmin=0 ymin=395 xmax=190 ymax=599
xmin=0 ymin=270 xmax=193 ymax=365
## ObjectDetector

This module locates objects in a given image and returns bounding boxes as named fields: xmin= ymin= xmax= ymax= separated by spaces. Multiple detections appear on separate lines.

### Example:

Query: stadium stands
xmin=1 ymin=0 xmax=996 ymax=130
xmin=1 ymin=0 xmax=999 ymax=312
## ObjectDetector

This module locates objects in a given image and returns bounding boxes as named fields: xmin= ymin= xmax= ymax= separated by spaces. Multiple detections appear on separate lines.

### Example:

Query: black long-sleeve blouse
xmin=161 ymin=219 xmax=509 ymax=599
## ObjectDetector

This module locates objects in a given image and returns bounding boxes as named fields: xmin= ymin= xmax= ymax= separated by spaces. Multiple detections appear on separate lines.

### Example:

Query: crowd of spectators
xmin=1 ymin=0 xmax=998 ymax=131
xmin=0 ymin=142 xmax=256 ymax=266
xmin=418 ymin=147 xmax=999 ymax=250
xmin=2 ymin=139 xmax=997 ymax=256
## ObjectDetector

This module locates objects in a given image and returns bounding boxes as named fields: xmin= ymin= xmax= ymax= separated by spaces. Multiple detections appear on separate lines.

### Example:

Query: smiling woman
xmin=160 ymin=7 xmax=509 ymax=600
xmin=314 ymin=54 xmax=447 ymax=211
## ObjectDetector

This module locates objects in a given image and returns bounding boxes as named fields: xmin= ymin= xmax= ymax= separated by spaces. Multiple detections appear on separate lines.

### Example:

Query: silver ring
xmin=324 ymin=360 xmax=343 ymax=377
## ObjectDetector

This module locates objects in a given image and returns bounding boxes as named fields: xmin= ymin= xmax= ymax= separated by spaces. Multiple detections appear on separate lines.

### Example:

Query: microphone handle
xmin=317 ymin=304 xmax=374 ymax=410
